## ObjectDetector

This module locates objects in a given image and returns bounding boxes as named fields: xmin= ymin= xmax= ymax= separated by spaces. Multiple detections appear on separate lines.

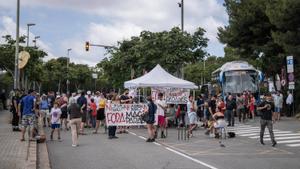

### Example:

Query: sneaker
xmin=272 ymin=141 xmax=277 ymax=147
xmin=260 ymin=140 xmax=265 ymax=145
xmin=146 ymin=138 xmax=152 ymax=142
xmin=72 ymin=144 xmax=77 ymax=147
xmin=108 ymin=136 xmax=113 ymax=139
xmin=112 ymin=136 xmax=118 ymax=139
xmin=150 ymin=138 xmax=155 ymax=142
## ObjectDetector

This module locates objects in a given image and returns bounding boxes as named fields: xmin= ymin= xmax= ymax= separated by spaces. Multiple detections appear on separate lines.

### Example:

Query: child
xmin=50 ymin=102 xmax=62 ymax=141
xmin=90 ymin=98 xmax=97 ymax=128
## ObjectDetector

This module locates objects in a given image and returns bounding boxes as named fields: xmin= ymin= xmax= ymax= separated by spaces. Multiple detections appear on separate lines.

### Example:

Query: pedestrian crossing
xmin=227 ymin=124 xmax=300 ymax=148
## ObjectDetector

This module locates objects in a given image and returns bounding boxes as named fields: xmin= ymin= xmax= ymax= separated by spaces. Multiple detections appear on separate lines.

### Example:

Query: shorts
xmin=51 ymin=123 xmax=61 ymax=129
xmin=158 ymin=115 xmax=165 ymax=126
xmin=40 ymin=109 xmax=49 ymax=118
xmin=214 ymin=119 xmax=226 ymax=128
xmin=21 ymin=114 xmax=36 ymax=128
xmin=275 ymin=107 xmax=281 ymax=113
xmin=97 ymin=108 xmax=105 ymax=121
xmin=81 ymin=110 xmax=87 ymax=123
xmin=188 ymin=112 xmax=197 ymax=124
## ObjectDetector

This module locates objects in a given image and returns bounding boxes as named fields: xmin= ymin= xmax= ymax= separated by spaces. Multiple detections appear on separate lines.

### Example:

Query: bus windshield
xmin=223 ymin=70 xmax=258 ymax=94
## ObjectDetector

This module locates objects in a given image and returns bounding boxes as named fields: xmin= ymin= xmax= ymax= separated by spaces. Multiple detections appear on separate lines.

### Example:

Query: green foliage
xmin=98 ymin=27 xmax=208 ymax=89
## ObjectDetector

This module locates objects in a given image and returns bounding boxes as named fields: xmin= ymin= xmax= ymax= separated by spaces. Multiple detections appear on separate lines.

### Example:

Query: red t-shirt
xmin=90 ymin=102 xmax=97 ymax=117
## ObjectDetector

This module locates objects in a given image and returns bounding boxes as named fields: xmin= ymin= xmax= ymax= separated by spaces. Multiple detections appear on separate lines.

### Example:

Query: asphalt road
xmin=46 ymin=118 xmax=300 ymax=169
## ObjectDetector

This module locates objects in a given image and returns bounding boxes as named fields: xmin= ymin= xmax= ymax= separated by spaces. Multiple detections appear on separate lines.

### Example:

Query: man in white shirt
xmin=286 ymin=91 xmax=293 ymax=117
xmin=155 ymin=93 xmax=167 ymax=138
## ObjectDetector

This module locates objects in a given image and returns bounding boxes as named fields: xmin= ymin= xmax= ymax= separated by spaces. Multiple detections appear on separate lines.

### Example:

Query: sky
xmin=0 ymin=0 xmax=228 ymax=66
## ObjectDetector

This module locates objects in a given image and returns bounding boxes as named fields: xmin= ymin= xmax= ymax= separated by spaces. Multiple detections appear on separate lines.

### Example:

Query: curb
xmin=24 ymin=141 xmax=37 ymax=169
xmin=37 ymin=121 xmax=51 ymax=169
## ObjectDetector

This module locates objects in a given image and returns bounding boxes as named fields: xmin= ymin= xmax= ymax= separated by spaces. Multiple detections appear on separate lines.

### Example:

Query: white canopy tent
xmin=124 ymin=64 xmax=198 ymax=89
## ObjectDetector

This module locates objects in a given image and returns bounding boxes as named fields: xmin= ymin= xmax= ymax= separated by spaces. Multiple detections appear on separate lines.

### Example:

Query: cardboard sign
xmin=105 ymin=103 xmax=148 ymax=126
xmin=165 ymin=88 xmax=190 ymax=104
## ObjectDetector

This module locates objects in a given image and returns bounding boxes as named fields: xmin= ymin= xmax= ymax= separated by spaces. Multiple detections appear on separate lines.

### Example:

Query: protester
xmin=40 ymin=94 xmax=50 ymax=127
xmin=94 ymin=93 xmax=106 ymax=134
xmin=60 ymin=94 xmax=69 ymax=130
xmin=273 ymin=91 xmax=283 ymax=121
xmin=77 ymin=91 xmax=87 ymax=135
xmin=108 ymin=95 xmax=118 ymax=139
xmin=50 ymin=102 xmax=62 ymax=141
xmin=236 ymin=93 xmax=246 ymax=123
xmin=205 ymin=108 xmax=226 ymax=137
xmin=208 ymin=95 xmax=217 ymax=115
xmin=19 ymin=89 xmax=36 ymax=141
xmin=68 ymin=97 xmax=82 ymax=147
xmin=249 ymin=94 xmax=256 ymax=121
xmin=155 ymin=93 xmax=167 ymax=138
xmin=257 ymin=94 xmax=277 ymax=147
xmin=165 ymin=104 xmax=175 ymax=127
xmin=187 ymin=95 xmax=197 ymax=137
xmin=196 ymin=95 xmax=204 ymax=122
xmin=118 ymin=90 xmax=132 ymax=134
xmin=145 ymin=96 xmax=157 ymax=142
xmin=286 ymin=91 xmax=293 ymax=117
xmin=225 ymin=95 xmax=236 ymax=127
xmin=86 ymin=91 xmax=93 ymax=128
xmin=11 ymin=89 xmax=21 ymax=131
xmin=0 ymin=89 xmax=7 ymax=110
xmin=90 ymin=98 xmax=97 ymax=128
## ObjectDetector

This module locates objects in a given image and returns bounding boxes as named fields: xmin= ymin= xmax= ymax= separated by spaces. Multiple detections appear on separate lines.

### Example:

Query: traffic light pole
xmin=90 ymin=44 xmax=116 ymax=49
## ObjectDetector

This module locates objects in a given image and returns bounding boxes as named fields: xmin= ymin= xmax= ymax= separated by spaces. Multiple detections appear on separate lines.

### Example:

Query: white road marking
xmin=153 ymin=142 xmax=161 ymax=146
xmin=138 ymin=136 xmax=147 ymax=140
xmin=263 ymin=136 xmax=300 ymax=141
xmin=249 ymin=131 xmax=292 ymax=139
xmin=286 ymin=143 xmax=300 ymax=147
xmin=262 ymin=133 xmax=300 ymax=138
xmin=129 ymin=132 xmax=137 ymax=136
xmin=239 ymin=130 xmax=283 ymax=137
xmin=165 ymin=147 xmax=219 ymax=169
xmin=277 ymin=140 xmax=300 ymax=144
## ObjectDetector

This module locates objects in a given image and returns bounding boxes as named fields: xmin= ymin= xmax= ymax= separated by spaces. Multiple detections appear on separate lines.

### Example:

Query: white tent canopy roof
xmin=124 ymin=64 xmax=198 ymax=89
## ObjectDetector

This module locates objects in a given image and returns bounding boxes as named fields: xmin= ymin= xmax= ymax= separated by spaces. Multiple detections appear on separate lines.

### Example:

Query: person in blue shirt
xmin=18 ymin=89 xmax=36 ymax=141
xmin=77 ymin=91 xmax=87 ymax=135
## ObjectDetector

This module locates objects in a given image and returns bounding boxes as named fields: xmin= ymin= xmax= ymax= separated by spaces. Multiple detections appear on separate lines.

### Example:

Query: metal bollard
xmin=177 ymin=126 xmax=188 ymax=141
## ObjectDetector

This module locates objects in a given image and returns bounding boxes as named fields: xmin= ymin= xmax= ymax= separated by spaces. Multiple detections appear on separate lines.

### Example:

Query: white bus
xmin=212 ymin=61 xmax=264 ymax=98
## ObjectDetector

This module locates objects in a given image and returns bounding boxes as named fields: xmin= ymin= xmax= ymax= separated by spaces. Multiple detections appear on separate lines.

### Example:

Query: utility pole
xmin=14 ymin=0 xmax=20 ymax=89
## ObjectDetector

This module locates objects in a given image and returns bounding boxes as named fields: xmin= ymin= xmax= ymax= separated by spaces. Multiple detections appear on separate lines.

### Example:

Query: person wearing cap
xmin=18 ymin=89 xmax=37 ymax=141
xmin=40 ymin=94 xmax=50 ymax=127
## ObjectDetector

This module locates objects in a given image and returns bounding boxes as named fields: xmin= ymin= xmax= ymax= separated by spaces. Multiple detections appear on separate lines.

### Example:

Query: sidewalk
xmin=0 ymin=110 xmax=36 ymax=169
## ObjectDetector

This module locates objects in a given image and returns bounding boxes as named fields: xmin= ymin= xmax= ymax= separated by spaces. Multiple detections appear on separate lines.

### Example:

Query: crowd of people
xmin=3 ymin=87 xmax=295 ymax=148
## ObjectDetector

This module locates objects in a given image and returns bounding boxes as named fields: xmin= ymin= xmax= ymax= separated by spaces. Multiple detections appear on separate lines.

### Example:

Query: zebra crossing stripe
xmin=266 ymin=136 xmax=300 ymax=140
xmin=257 ymin=133 xmax=300 ymax=138
xmin=249 ymin=131 xmax=292 ymax=139
xmin=286 ymin=143 xmax=300 ymax=147
xmin=277 ymin=140 xmax=300 ymax=144
xmin=239 ymin=130 xmax=281 ymax=137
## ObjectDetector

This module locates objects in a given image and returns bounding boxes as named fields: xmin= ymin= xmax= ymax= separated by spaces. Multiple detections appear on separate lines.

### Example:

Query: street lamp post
xmin=67 ymin=48 xmax=72 ymax=94
xmin=178 ymin=0 xmax=184 ymax=32
xmin=178 ymin=0 xmax=185 ymax=78
xmin=26 ymin=23 xmax=36 ymax=47
xmin=14 ymin=0 xmax=20 ymax=89
xmin=33 ymin=36 xmax=40 ymax=48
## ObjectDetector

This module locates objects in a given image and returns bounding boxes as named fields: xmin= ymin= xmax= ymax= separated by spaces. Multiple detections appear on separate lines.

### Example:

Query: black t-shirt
xmin=226 ymin=99 xmax=236 ymax=110
xmin=209 ymin=99 xmax=216 ymax=113
xmin=259 ymin=101 xmax=274 ymax=120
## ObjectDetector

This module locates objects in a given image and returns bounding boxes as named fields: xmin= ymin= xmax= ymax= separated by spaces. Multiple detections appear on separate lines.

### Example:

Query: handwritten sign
xmin=165 ymin=88 xmax=190 ymax=104
xmin=105 ymin=103 xmax=148 ymax=126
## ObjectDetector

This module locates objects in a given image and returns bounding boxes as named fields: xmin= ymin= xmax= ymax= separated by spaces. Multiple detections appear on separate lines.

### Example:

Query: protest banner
xmin=105 ymin=103 xmax=148 ymax=126
xmin=165 ymin=88 xmax=190 ymax=104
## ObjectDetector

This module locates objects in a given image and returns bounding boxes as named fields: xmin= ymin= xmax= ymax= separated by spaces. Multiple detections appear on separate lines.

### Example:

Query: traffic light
xmin=85 ymin=41 xmax=89 ymax=51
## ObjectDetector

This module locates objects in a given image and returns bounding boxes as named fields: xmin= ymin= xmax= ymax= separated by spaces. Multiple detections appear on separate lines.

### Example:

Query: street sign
xmin=289 ymin=83 xmax=295 ymax=90
xmin=286 ymin=56 xmax=294 ymax=73
xmin=92 ymin=73 xmax=98 ymax=79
